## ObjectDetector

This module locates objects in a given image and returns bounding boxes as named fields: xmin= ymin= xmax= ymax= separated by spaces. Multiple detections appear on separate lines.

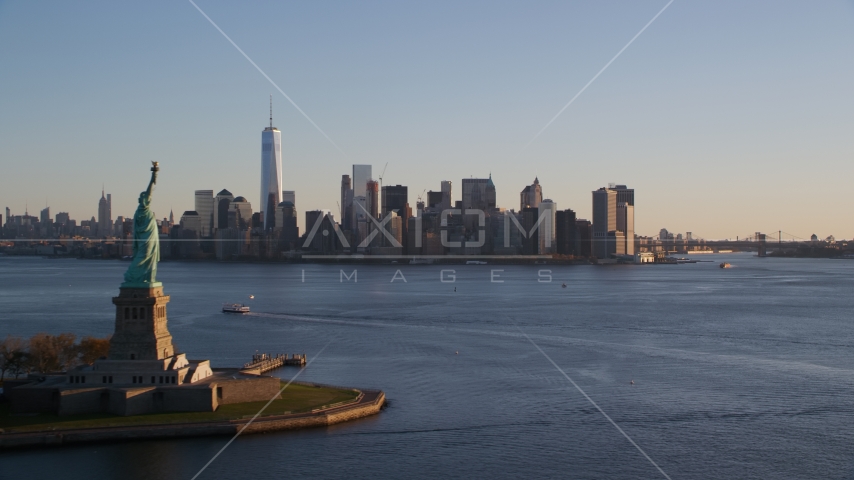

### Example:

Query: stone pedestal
xmin=109 ymin=286 xmax=174 ymax=361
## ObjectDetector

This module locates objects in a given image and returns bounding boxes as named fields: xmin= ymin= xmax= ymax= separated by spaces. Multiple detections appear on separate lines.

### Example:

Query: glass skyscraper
xmin=261 ymin=104 xmax=283 ymax=230
xmin=351 ymin=164 xmax=372 ymax=223
xmin=194 ymin=190 xmax=214 ymax=237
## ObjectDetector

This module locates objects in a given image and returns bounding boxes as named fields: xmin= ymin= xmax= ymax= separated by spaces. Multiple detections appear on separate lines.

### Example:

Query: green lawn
xmin=0 ymin=383 xmax=359 ymax=433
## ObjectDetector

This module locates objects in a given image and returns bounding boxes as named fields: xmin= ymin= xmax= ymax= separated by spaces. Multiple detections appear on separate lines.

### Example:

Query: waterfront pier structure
xmin=242 ymin=353 xmax=307 ymax=375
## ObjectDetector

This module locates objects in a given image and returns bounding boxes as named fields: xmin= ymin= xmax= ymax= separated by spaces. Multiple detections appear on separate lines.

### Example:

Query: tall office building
xmin=382 ymin=185 xmax=409 ymax=248
xmin=441 ymin=181 xmax=453 ymax=211
xmin=228 ymin=197 xmax=252 ymax=229
xmin=194 ymin=190 xmax=214 ymax=237
xmin=381 ymin=185 xmax=408 ymax=216
xmin=215 ymin=189 xmax=234 ymax=230
xmin=4 ymin=207 xmax=9 ymax=226
xmin=555 ymin=209 xmax=577 ymax=255
xmin=113 ymin=216 xmax=125 ymax=237
xmin=275 ymin=201 xmax=299 ymax=250
xmin=576 ymin=219 xmax=592 ymax=257
xmin=520 ymin=177 xmax=542 ymax=211
xmin=261 ymin=98 xmax=283 ymax=230
xmin=612 ymin=184 xmax=635 ymax=255
xmin=282 ymin=191 xmax=295 ymax=207
xmin=617 ymin=203 xmax=635 ymax=255
xmin=55 ymin=212 xmax=70 ymax=227
xmin=40 ymin=206 xmax=51 ymax=236
xmin=366 ymin=181 xmax=379 ymax=219
xmin=427 ymin=191 xmax=443 ymax=209
xmin=98 ymin=189 xmax=111 ymax=237
xmin=351 ymin=165 xmax=372 ymax=237
xmin=589 ymin=183 xmax=635 ymax=257
xmin=608 ymin=231 xmax=626 ymax=257
xmin=538 ymin=199 xmax=556 ymax=254
xmin=486 ymin=175 xmax=496 ymax=210
xmin=386 ymin=212 xmax=403 ymax=247
xmin=461 ymin=175 xmax=496 ymax=211
xmin=180 ymin=211 xmax=202 ymax=234
xmin=304 ymin=210 xmax=341 ymax=253
xmin=592 ymin=187 xmax=617 ymax=258
xmin=341 ymin=175 xmax=352 ymax=230
xmin=612 ymin=184 xmax=634 ymax=206
xmin=520 ymin=207 xmax=540 ymax=255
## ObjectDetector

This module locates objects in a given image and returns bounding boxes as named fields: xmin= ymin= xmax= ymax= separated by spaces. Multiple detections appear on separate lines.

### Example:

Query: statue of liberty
xmin=123 ymin=162 xmax=161 ymax=287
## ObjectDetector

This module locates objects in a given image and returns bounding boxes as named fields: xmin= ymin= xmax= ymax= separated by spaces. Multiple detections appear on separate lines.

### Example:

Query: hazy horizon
xmin=1 ymin=1 xmax=852 ymax=240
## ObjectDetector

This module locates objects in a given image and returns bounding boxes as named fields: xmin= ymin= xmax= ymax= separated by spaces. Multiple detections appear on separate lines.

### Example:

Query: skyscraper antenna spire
xmin=269 ymin=94 xmax=273 ymax=129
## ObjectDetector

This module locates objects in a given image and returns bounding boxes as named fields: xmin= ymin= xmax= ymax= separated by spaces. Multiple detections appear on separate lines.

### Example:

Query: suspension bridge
xmin=638 ymin=230 xmax=813 ymax=256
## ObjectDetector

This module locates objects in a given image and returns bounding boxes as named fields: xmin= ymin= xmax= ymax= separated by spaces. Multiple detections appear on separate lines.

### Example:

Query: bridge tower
xmin=757 ymin=233 xmax=767 ymax=257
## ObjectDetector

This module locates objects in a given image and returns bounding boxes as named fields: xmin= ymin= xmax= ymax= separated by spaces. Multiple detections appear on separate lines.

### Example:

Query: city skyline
xmin=0 ymin=150 xmax=846 ymax=243
xmin=1 ymin=1 xmax=853 ymax=239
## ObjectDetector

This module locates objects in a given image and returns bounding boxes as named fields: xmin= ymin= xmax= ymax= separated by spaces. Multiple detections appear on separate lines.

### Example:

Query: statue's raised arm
xmin=122 ymin=162 xmax=162 ymax=288
xmin=146 ymin=162 xmax=159 ymax=199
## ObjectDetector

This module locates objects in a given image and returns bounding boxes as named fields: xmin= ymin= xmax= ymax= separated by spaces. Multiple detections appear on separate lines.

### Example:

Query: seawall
xmin=0 ymin=388 xmax=385 ymax=450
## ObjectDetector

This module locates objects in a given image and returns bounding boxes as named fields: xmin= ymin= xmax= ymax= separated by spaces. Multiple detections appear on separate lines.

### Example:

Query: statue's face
xmin=139 ymin=192 xmax=150 ymax=207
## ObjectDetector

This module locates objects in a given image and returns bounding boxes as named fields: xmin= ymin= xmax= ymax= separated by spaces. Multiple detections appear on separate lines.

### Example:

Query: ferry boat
xmin=674 ymin=257 xmax=698 ymax=264
xmin=222 ymin=303 xmax=250 ymax=314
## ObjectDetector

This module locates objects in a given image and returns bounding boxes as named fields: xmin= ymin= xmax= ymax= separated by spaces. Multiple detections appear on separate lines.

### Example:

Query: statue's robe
xmin=123 ymin=198 xmax=159 ymax=285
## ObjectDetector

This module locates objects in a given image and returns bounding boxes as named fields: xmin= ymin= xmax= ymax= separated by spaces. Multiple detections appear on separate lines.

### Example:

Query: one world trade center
xmin=260 ymin=96 xmax=282 ymax=230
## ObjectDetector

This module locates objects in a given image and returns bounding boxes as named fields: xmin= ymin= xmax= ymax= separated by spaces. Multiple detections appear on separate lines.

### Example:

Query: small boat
xmin=561 ymin=283 xmax=567 ymax=288
xmin=222 ymin=303 xmax=250 ymax=314
xmin=465 ymin=260 xmax=487 ymax=265
xmin=719 ymin=262 xmax=732 ymax=269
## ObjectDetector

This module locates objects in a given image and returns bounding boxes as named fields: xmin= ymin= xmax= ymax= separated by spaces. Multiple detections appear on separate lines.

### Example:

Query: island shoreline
xmin=0 ymin=384 xmax=385 ymax=450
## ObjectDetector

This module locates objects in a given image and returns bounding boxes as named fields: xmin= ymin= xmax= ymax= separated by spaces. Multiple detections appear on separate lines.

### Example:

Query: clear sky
xmin=1 ymin=1 xmax=852 ymax=240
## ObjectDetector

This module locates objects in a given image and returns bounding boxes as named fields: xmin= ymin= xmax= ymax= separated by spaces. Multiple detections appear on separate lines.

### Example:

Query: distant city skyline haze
xmin=1 ymin=1 xmax=853 ymax=239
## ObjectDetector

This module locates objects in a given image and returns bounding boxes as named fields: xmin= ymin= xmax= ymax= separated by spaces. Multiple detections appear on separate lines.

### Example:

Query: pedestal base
xmin=109 ymin=286 xmax=174 ymax=361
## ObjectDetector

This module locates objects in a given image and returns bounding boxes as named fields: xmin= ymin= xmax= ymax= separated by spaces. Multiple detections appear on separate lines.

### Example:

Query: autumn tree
xmin=3 ymin=333 xmax=112 ymax=377
xmin=27 ymin=333 xmax=77 ymax=374
xmin=0 ymin=336 xmax=27 ymax=381
xmin=77 ymin=335 xmax=112 ymax=365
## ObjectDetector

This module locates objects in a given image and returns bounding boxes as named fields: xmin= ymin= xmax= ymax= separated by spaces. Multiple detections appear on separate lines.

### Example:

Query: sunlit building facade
xmin=261 ymin=115 xmax=282 ymax=230
xmin=194 ymin=190 xmax=214 ymax=237
xmin=98 ymin=189 xmax=111 ymax=237
xmin=538 ymin=199 xmax=556 ymax=254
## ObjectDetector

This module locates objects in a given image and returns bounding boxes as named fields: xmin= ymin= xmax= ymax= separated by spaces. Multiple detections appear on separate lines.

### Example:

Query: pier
xmin=242 ymin=353 xmax=306 ymax=375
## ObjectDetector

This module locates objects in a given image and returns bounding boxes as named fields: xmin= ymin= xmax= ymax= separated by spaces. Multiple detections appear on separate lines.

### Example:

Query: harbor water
xmin=1 ymin=254 xmax=853 ymax=479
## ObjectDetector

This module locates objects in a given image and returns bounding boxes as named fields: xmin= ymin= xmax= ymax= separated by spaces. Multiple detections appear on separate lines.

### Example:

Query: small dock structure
xmin=242 ymin=353 xmax=306 ymax=375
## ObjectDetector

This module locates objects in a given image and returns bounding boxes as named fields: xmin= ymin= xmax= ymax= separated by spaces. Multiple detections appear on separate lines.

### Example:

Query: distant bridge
xmin=637 ymin=231 xmax=810 ymax=256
